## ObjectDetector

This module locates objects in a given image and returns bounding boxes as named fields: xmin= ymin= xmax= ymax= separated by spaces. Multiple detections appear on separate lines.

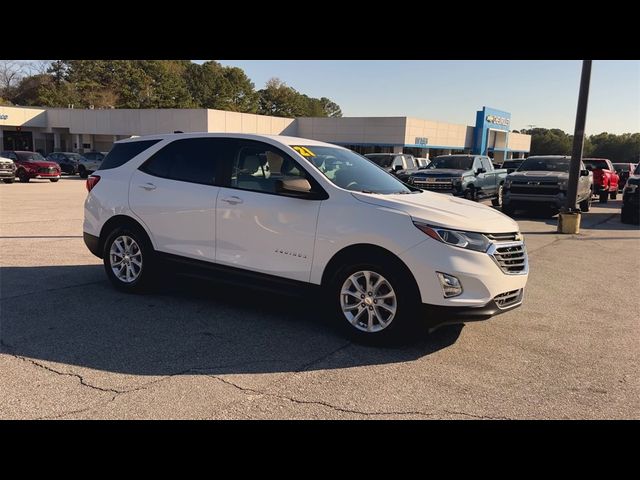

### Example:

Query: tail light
xmin=86 ymin=175 xmax=101 ymax=192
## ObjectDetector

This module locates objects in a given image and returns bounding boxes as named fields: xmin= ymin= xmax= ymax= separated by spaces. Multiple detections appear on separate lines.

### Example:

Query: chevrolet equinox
xmin=83 ymin=133 xmax=528 ymax=340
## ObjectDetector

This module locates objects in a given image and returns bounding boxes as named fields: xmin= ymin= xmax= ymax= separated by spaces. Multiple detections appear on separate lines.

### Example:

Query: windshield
xmin=583 ymin=159 xmax=609 ymax=170
xmin=365 ymin=154 xmax=394 ymax=168
xmin=428 ymin=156 xmax=473 ymax=170
xmin=612 ymin=163 xmax=629 ymax=172
xmin=295 ymin=146 xmax=412 ymax=194
xmin=66 ymin=153 xmax=82 ymax=161
xmin=502 ymin=160 xmax=522 ymax=169
xmin=518 ymin=157 xmax=570 ymax=172
xmin=17 ymin=152 xmax=46 ymax=162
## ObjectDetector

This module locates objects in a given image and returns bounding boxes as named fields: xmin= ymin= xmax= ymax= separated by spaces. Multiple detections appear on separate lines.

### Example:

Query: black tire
xmin=2 ymin=178 xmax=14 ymax=184
xmin=49 ymin=178 xmax=59 ymax=182
xmin=621 ymin=206 xmax=640 ymax=225
xmin=18 ymin=170 xmax=29 ymax=183
xmin=463 ymin=187 xmax=476 ymax=201
xmin=103 ymin=225 xmax=157 ymax=293
xmin=599 ymin=191 xmax=608 ymax=203
xmin=502 ymin=203 xmax=515 ymax=216
xmin=327 ymin=257 xmax=421 ymax=344
xmin=79 ymin=166 xmax=88 ymax=179
xmin=610 ymin=191 xmax=617 ymax=200
xmin=579 ymin=194 xmax=591 ymax=212
xmin=491 ymin=184 xmax=503 ymax=207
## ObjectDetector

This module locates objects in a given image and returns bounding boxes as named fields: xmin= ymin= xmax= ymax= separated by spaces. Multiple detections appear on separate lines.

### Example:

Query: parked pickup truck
xmin=364 ymin=153 xmax=423 ymax=182
xmin=583 ymin=158 xmax=619 ymax=203
xmin=502 ymin=155 xmax=592 ymax=216
xmin=408 ymin=154 xmax=508 ymax=205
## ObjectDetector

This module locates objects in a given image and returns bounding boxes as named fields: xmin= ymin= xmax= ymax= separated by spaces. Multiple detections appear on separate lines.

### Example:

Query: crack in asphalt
xmin=207 ymin=374 xmax=435 ymax=417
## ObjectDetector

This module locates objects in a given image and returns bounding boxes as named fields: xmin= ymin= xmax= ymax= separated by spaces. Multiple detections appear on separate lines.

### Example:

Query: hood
xmin=0 ymin=156 xmax=14 ymax=165
xmin=351 ymin=190 xmax=519 ymax=233
xmin=508 ymin=171 xmax=567 ymax=180
xmin=412 ymin=169 xmax=467 ymax=177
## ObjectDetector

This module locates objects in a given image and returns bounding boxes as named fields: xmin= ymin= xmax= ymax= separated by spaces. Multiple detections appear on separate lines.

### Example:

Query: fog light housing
xmin=437 ymin=272 xmax=463 ymax=298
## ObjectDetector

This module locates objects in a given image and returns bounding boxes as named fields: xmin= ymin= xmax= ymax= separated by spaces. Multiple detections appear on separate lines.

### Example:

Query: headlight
xmin=413 ymin=222 xmax=491 ymax=252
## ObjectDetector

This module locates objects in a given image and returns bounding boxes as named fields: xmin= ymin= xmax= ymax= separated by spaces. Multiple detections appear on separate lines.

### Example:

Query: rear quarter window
xmin=99 ymin=140 xmax=161 ymax=170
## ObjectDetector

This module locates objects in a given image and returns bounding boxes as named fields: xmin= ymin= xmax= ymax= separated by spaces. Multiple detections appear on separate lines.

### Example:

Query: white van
xmin=83 ymin=133 xmax=528 ymax=340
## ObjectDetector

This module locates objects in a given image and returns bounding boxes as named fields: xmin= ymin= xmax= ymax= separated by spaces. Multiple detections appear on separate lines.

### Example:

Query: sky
xmin=205 ymin=60 xmax=640 ymax=135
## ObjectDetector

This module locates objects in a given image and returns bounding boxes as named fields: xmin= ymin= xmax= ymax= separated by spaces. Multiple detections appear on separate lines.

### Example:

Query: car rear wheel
xmin=610 ymin=191 xmax=617 ymax=200
xmin=78 ymin=166 xmax=88 ymax=179
xmin=49 ymin=178 xmax=59 ymax=182
xmin=599 ymin=191 xmax=608 ymax=203
xmin=579 ymin=193 xmax=592 ymax=212
xmin=103 ymin=226 xmax=156 ymax=293
xmin=329 ymin=260 xmax=420 ymax=343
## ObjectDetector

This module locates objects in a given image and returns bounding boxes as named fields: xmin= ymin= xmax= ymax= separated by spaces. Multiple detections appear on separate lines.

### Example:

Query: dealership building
xmin=0 ymin=105 xmax=530 ymax=162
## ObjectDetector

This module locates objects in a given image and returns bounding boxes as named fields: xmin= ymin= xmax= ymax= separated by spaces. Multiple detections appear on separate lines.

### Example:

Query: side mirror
xmin=393 ymin=164 xmax=403 ymax=172
xmin=276 ymin=178 xmax=314 ymax=195
xmin=476 ymin=167 xmax=486 ymax=174
xmin=580 ymin=169 xmax=590 ymax=176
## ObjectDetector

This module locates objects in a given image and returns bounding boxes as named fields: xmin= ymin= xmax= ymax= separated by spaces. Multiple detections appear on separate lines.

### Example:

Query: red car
xmin=583 ymin=158 xmax=619 ymax=203
xmin=0 ymin=150 xmax=61 ymax=183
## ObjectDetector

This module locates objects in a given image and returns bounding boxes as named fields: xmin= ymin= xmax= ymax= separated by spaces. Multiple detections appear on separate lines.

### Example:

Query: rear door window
xmin=139 ymin=138 xmax=231 ymax=186
xmin=99 ymin=139 xmax=161 ymax=170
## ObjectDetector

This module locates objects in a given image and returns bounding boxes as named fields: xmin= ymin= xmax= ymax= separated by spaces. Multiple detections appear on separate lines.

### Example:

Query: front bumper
xmin=0 ymin=170 xmax=16 ymax=178
xmin=399 ymin=236 xmax=528 ymax=309
xmin=423 ymin=289 xmax=523 ymax=327
xmin=32 ymin=174 xmax=61 ymax=179
xmin=503 ymin=191 xmax=566 ymax=208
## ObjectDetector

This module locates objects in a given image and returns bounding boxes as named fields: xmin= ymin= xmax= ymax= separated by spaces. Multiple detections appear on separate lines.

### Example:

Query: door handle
xmin=139 ymin=183 xmax=156 ymax=191
xmin=220 ymin=196 xmax=243 ymax=205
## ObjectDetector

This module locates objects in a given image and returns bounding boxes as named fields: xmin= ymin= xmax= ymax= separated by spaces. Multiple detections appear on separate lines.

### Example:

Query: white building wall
xmin=508 ymin=132 xmax=532 ymax=152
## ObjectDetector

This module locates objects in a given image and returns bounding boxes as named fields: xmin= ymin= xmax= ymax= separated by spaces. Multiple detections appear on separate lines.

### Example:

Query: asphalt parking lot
xmin=1 ymin=177 xmax=638 ymax=419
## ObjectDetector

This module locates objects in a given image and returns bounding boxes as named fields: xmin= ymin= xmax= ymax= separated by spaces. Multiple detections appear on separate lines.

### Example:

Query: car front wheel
xmin=329 ymin=260 xmax=420 ymax=343
xmin=103 ymin=226 xmax=156 ymax=293
xmin=79 ymin=166 xmax=88 ymax=179
xmin=491 ymin=184 xmax=503 ymax=207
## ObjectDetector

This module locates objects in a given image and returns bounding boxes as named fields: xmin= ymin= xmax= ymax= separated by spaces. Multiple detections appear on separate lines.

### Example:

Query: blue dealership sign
xmin=473 ymin=106 xmax=511 ymax=155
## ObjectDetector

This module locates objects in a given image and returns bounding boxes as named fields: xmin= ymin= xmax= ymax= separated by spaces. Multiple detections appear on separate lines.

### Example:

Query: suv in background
xmin=502 ymin=155 xmax=592 ymax=216
xmin=47 ymin=152 xmax=83 ymax=175
xmin=0 ymin=150 xmax=61 ymax=183
xmin=612 ymin=162 xmax=636 ymax=191
xmin=84 ymin=133 xmax=528 ymax=342
xmin=583 ymin=158 xmax=619 ymax=203
xmin=364 ymin=153 xmax=419 ymax=182
xmin=621 ymin=163 xmax=639 ymax=225
xmin=0 ymin=155 xmax=16 ymax=183
xmin=79 ymin=151 xmax=108 ymax=178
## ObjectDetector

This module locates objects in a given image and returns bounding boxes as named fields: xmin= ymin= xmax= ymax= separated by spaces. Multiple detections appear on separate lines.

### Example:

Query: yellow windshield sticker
xmin=292 ymin=146 xmax=316 ymax=157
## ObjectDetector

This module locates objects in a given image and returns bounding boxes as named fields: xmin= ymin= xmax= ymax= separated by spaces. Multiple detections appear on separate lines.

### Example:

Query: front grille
xmin=485 ymin=232 xmax=518 ymax=242
xmin=38 ymin=167 xmax=57 ymax=174
xmin=494 ymin=289 xmax=523 ymax=309
xmin=413 ymin=178 xmax=455 ymax=190
xmin=489 ymin=242 xmax=528 ymax=274
xmin=510 ymin=185 xmax=560 ymax=195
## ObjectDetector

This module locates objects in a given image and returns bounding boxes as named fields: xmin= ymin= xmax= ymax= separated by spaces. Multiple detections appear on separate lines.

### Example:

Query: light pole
xmin=558 ymin=60 xmax=592 ymax=233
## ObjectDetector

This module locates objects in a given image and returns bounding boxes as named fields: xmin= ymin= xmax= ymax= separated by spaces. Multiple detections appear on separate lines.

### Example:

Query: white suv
xmin=83 ymin=133 xmax=528 ymax=340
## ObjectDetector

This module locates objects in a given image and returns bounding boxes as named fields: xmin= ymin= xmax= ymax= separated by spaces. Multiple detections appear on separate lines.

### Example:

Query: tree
xmin=319 ymin=97 xmax=342 ymax=117
xmin=256 ymin=78 xmax=341 ymax=118
xmin=0 ymin=60 xmax=28 ymax=100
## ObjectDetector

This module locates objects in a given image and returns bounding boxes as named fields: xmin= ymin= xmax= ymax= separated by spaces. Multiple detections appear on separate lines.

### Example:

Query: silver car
xmin=78 ymin=151 xmax=108 ymax=178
